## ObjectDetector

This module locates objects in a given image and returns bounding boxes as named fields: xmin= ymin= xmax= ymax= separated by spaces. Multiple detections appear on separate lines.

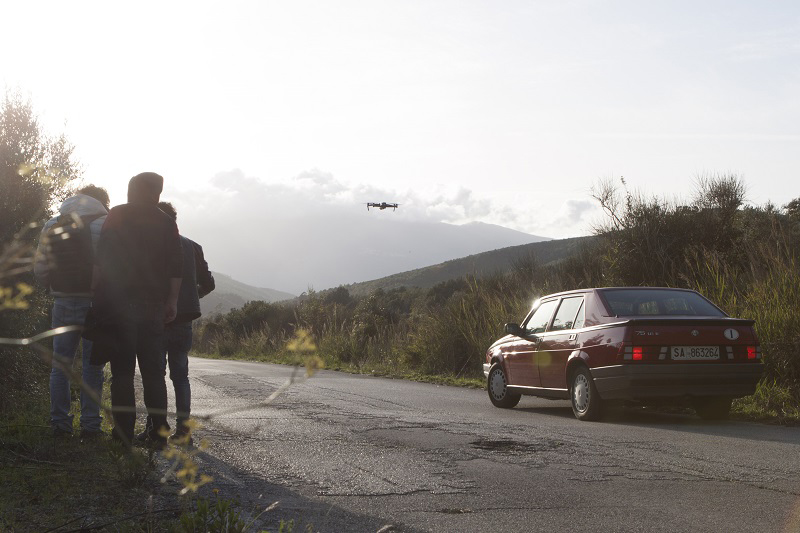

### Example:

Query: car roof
xmin=538 ymin=287 xmax=698 ymax=300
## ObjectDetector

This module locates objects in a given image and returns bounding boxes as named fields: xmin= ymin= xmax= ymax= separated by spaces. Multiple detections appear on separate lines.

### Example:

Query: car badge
xmin=691 ymin=330 xmax=699 ymax=337
xmin=724 ymin=328 xmax=739 ymax=341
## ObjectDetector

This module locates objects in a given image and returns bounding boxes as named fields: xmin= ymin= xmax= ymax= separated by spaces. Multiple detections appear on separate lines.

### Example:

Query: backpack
xmin=44 ymin=213 xmax=104 ymax=293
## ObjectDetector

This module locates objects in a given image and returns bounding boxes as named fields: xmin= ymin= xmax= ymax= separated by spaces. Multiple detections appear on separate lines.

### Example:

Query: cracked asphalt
xmin=182 ymin=357 xmax=800 ymax=532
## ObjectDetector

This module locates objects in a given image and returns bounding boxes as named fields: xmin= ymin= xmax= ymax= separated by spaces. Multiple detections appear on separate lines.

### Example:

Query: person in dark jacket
xmin=94 ymin=172 xmax=183 ymax=447
xmin=138 ymin=201 xmax=214 ymax=445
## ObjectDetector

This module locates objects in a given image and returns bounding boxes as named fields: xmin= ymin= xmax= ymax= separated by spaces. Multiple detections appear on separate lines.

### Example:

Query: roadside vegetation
xmin=194 ymin=176 xmax=800 ymax=424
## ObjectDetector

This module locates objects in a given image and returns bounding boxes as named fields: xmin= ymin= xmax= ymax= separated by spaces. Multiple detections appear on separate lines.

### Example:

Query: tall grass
xmin=688 ymin=239 xmax=800 ymax=391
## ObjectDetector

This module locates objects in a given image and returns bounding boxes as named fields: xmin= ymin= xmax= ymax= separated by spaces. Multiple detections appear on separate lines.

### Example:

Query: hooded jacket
xmin=34 ymin=194 xmax=108 ymax=298
xmin=172 ymin=235 xmax=215 ymax=324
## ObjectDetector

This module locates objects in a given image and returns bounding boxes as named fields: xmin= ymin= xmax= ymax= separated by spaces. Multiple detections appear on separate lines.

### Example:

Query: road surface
xmin=181 ymin=357 xmax=800 ymax=532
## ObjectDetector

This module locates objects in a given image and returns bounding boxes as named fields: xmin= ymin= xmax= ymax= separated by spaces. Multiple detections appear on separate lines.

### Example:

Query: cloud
xmin=727 ymin=28 xmax=800 ymax=62
xmin=557 ymin=199 xmax=597 ymax=221
xmin=163 ymin=168 xmax=597 ymax=292
xmin=168 ymin=167 xmax=598 ymax=238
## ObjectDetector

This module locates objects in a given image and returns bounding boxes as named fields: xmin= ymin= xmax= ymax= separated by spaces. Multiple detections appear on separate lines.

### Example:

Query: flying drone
xmin=366 ymin=202 xmax=400 ymax=211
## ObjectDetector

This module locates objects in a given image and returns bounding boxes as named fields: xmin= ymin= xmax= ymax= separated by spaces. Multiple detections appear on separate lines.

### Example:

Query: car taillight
xmin=747 ymin=346 xmax=757 ymax=360
xmin=621 ymin=345 xmax=644 ymax=361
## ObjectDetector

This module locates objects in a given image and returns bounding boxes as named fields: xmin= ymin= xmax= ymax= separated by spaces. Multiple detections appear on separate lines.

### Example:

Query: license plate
xmin=670 ymin=346 xmax=720 ymax=360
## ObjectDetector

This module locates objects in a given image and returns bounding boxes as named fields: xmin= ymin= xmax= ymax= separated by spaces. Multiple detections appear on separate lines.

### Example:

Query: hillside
xmin=200 ymin=272 xmax=295 ymax=315
xmin=344 ymin=235 xmax=593 ymax=296
xmin=185 ymin=210 xmax=550 ymax=294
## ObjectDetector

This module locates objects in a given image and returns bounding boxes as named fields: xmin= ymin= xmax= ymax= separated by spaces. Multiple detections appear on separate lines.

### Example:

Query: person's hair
xmin=158 ymin=201 xmax=177 ymax=221
xmin=128 ymin=172 xmax=164 ymax=204
xmin=77 ymin=185 xmax=110 ymax=209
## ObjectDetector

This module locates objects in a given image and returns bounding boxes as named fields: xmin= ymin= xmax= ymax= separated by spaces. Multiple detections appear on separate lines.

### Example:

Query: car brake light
xmin=633 ymin=346 xmax=643 ymax=361
xmin=621 ymin=345 xmax=644 ymax=361
xmin=747 ymin=346 xmax=757 ymax=360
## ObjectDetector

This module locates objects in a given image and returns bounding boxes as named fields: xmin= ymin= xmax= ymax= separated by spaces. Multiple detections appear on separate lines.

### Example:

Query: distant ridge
xmin=344 ymin=236 xmax=593 ymax=296
xmin=200 ymin=272 xmax=295 ymax=316
xmin=195 ymin=214 xmax=550 ymax=294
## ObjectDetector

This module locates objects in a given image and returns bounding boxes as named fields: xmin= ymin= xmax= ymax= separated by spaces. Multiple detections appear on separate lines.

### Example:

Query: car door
xmin=537 ymin=296 xmax=585 ymax=389
xmin=505 ymin=299 xmax=559 ymax=388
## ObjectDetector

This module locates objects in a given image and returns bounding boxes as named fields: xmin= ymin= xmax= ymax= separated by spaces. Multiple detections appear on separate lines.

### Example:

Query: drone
xmin=366 ymin=202 xmax=400 ymax=211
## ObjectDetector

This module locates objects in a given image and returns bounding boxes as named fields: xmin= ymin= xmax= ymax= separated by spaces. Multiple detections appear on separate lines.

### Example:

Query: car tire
xmin=570 ymin=366 xmax=603 ymax=421
xmin=487 ymin=363 xmax=521 ymax=408
xmin=691 ymin=397 xmax=732 ymax=421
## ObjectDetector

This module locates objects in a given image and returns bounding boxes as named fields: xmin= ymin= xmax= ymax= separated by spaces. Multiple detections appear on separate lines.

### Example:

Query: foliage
xmin=0 ymin=91 xmax=84 ymax=414
xmin=0 ymin=90 xmax=81 ymax=244
xmin=177 ymin=496 xmax=248 ymax=533
xmin=733 ymin=380 xmax=800 ymax=424
xmin=591 ymin=174 xmax=750 ymax=286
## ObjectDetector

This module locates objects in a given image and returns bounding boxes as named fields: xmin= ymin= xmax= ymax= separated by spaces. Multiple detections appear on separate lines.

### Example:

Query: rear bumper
xmin=591 ymin=363 xmax=764 ymax=400
xmin=483 ymin=363 xmax=491 ymax=377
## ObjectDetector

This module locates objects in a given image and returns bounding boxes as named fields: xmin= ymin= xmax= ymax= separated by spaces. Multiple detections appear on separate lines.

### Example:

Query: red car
xmin=484 ymin=287 xmax=764 ymax=421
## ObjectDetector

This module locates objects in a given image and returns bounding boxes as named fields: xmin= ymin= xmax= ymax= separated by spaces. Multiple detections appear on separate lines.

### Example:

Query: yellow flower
xmin=286 ymin=328 xmax=317 ymax=353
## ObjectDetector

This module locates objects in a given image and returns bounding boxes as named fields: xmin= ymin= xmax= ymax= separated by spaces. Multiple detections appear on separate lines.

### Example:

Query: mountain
xmin=200 ymin=235 xmax=593 ymax=313
xmin=344 ymin=235 xmax=594 ymax=296
xmin=196 ymin=213 xmax=550 ymax=294
xmin=200 ymin=272 xmax=295 ymax=316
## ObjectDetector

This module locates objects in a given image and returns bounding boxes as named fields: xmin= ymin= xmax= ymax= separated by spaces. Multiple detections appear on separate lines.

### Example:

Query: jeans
xmin=50 ymin=297 xmax=105 ymax=433
xmin=108 ymin=300 xmax=169 ymax=442
xmin=166 ymin=322 xmax=193 ymax=428
xmin=147 ymin=321 xmax=193 ymax=432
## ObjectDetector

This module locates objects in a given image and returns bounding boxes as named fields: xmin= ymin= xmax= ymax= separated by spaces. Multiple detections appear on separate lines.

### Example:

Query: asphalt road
xmin=183 ymin=357 xmax=800 ymax=532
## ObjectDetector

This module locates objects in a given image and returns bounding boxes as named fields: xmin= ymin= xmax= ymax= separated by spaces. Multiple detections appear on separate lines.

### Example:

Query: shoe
xmin=168 ymin=431 xmax=194 ymax=448
xmin=134 ymin=429 xmax=167 ymax=450
xmin=52 ymin=427 xmax=73 ymax=438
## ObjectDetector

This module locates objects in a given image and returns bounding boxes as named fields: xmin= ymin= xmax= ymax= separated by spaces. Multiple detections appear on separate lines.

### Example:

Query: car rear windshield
xmin=600 ymin=289 xmax=726 ymax=317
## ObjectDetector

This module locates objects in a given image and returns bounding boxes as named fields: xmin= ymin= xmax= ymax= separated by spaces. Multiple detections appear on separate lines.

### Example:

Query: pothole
xmin=470 ymin=438 xmax=563 ymax=453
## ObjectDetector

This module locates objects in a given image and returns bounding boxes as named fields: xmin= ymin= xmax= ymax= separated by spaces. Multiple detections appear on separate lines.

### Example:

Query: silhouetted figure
xmin=137 ymin=201 xmax=214 ymax=446
xmin=35 ymin=186 xmax=109 ymax=440
xmin=94 ymin=172 xmax=182 ymax=447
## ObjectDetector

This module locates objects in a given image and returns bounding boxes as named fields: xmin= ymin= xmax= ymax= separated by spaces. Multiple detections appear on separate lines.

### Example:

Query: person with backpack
xmin=93 ymin=172 xmax=183 ymax=448
xmin=137 ymin=201 xmax=215 ymax=447
xmin=34 ymin=185 xmax=110 ymax=440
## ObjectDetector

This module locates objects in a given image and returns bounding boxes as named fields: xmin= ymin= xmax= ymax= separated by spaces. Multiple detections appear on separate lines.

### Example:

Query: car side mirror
xmin=504 ymin=323 xmax=524 ymax=337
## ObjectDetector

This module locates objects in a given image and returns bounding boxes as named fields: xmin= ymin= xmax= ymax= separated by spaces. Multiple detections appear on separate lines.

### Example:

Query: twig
xmin=195 ymin=365 xmax=305 ymax=421
xmin=0 ymin=325 xmax=82 ymax=345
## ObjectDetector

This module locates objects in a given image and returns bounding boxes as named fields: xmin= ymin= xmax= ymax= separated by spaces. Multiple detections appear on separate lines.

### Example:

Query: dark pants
xmin=109 ymin=301 xmax=169 ymax=442
xmin=165 ymin=322 xmax=193 ymax=430
xmin=145 ymin=321 xmax=193 ymax=433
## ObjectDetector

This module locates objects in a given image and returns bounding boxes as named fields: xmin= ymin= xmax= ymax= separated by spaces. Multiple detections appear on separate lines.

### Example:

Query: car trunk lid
xmin=617 ymin=317 xmax=760 ymax=363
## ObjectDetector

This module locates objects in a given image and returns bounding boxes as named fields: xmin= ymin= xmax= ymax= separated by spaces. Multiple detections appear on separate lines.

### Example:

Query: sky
xmin=2 ymin=1 xmax=799 ymax=278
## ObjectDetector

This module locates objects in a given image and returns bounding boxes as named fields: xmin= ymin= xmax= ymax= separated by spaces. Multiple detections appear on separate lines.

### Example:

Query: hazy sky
xmin=3 ymin=1 xmax=799 ymax=244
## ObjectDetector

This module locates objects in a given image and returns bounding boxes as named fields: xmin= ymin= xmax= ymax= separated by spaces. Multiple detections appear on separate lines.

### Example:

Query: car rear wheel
xmin=487 ymin=363 xmax=521 ymax=408
xmin=691 ymin=397 xmax=732 ymax=420
xmin=570 ymin=366 xmax=603 ymax=421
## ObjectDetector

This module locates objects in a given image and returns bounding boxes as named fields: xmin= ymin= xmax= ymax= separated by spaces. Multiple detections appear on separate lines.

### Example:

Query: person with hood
xmin=93 ymin=172 xmax=183 ymax=447
xmin=137 ymin=201 xmax=214 ymax=446
xmin=34 ymin=185 xmax=110 ymax=439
